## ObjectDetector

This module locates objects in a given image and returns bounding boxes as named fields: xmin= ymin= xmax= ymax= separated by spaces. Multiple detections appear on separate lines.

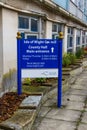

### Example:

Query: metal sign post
xmin=17 ymin=32 xmax=22 ymax=95
xmin=57 ymin=39 xmax=63 ymax=108
xmin=57 ymin=32 xmax=63 ymax=108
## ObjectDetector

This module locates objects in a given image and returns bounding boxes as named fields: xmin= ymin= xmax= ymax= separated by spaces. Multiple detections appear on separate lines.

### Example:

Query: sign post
xmin=17 ymin=32 xmax=22 ymax=95
xmin=58 ymin=32 xmax=63 ymax=108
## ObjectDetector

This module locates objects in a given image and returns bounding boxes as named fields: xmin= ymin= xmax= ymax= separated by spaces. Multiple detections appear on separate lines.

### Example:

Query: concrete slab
xmin=66 ymin=101 xmax=84 ymax=111
xmin=46 ymin=88 xmax=57 ymax=99
xmin=81 ymin=112 xmax=87 ymax=124
xmin=71 ymin=84 xmax=87 ymax=90
xmin=75 ymin=79 xmax=84 ymax=84
xmin=41 ymin=88 xmax=57 ymax=104
xmin=0 ymin=109 xmax=36 ymax=130
xmin=20 ymin=95 xmax=42 ymax=107
xmin=75 ymin=77 xmax=87 ymax=85
xmin=69 ymin=89 xmax=87 ymax=96
xmin=38 ymin=107 xmax=51 ymax=117
xmin=36 ymin=118 xmax=76 ymax=130
xmin=43 ymin=99 xmax=56 ymax=107
xmin=46 ymin=109 xmax=80 ymax=122
xmin=79 ymin=72 xmax=87 ymax=75
xmin=63 ymin=94 xmax=86 ymax=102
xmin=78 ymin=124 xmax=87 ymax=130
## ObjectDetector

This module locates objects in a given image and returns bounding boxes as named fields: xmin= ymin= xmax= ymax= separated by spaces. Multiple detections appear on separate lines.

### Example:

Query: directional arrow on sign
xmin=51 ymin=47 xmax=54 ymax=53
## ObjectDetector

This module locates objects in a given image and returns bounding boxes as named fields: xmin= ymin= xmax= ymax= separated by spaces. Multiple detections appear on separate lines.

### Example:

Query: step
xmin=62 ymin=68 xmax=72 ymax=71
xmin=62 ymin=71 xmax=70 ymax=75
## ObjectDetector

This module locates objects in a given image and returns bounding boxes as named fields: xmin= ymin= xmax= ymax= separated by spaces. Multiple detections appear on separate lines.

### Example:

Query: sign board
xmin=21 ymin=39 xmax=58 ymax=69
xmin=20 ymin=39 xmax=58 ymax=78
xmin=17 ymin=38 xmax=63 ymax=108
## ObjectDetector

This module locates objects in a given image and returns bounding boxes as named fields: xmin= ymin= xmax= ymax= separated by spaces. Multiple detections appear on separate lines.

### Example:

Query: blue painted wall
xmin=53 ymin=0 xmax=69 ymax=10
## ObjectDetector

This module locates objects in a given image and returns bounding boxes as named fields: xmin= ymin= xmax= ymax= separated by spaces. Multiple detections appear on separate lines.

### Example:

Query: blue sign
xmin=20 ymin=39 xmax=58 ymax=69
xmin=17 ymin=38 xmax=63 ymax=108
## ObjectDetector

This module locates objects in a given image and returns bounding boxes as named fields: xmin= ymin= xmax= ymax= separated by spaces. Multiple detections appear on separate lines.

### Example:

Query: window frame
xmin=52 ymin=23 xmax=63 ymax=39
xmin=76 ymin=29 xmax=81 ymax=46
xmin=18 ymin=15 xmax=39 ymax=32
xmin=67 ymin=27 xmax=74 ymax=52
xmin=30 ymin=17 xmax=39 ymax=32
xmin=18 ymin=15 xmax=30 ymax=30
xmin=82 ymin=31 xmax=86 ymax=45
xmin=25 ymin=33 xmax=38 ymax=39
xmin=52 ymin=23 xmax=58 ymax=33
xmin=18 ymin=15 xmax=44 ymax=39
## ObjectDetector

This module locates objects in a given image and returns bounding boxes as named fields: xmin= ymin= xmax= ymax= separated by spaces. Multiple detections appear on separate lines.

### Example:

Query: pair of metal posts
xmin=17 ymin=32 xmax=63 ymax=108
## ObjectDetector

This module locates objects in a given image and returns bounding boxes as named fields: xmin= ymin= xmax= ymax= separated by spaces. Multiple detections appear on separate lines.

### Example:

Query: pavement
xmin=0 ymin=68 xmax=87 ymax=130
xmin=32 ymin=69 xmax=87 ymax=130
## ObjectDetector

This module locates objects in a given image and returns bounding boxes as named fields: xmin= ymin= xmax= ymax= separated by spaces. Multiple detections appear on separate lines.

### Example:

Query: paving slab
xmin=75 ymin=78 xmax=84 ymax=83
xmin=43 ymin=98 xmax=56 ymax=107
xmin=0 ymin=109 xmax=36 ymax=130
xmin=36 ymin=118 xmax=76 ymax=130
xmin=41 ymin=88 xmax=57 ymax=104
xmin=68 ymin=89 xmax=87 ymax=96
xmin=81 ymin=112 xmax=87 ymax=124
xmin=46 ymin=109 xmax=81 ymax=122
xmin=38 ymin=107 xmax=51 ymax=117
xmin=63 ymin=94 xmax=86 ymax=102
xmin=78 ymin=124 xmax=87 ymax=130
xmin=33 ymin=69 xmax=87 ymax=130
xmin=79 ymin=71 xmax=87 ymax=75
xmin=20 ymin=95 xmax=42 ymax=108
xmin=66 ymin=101 xmax=84 ymax=111
xmin=75 ymin=79 xmax=87 ymax=86
xmin=71 ymin=84 xmax=87 ymax=90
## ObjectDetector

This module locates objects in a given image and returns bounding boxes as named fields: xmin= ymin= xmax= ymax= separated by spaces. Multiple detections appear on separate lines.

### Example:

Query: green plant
xmin=23 ymin=78 xmax=31 ymax=85
xmin=35 ymin=78 xmax=46 ymax=83
xmin=75 ymin=48 xmax=84 ymax=59
xmin=68 ymin=53 xmax=76 ymax=64
xmin=62 ymin=53 xmax=71 ymax=67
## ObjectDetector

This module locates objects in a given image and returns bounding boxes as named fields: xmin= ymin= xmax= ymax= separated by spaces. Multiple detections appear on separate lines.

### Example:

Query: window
xmin=67 ymin=28 xmax=73 ymax=34
xmin=31 ymin=18 xmax=38 ymax=32
xmin=18 ymin=15 xmax=44 ymax=39
xmin=67 ymin=27 xmax=74 ymax=52
xmin=52 ymin=24 xmax=57 ymax=32
xmin=18 ymin=16 xmax=29 ymax=29
xmin=76 ymin=30 xmax=81 ymax=46
xmin=76 ymin=37 xmax=80 ymax=45
xmin=52 ymin=23 xmax=63 ymax=39
xmin=25 ymin=34 xmax=38 ymax=39
xmin=82 ymin=31 xmax=86 ymax=45
xmin=21 ymin=33 xmax=25 ymax=38
xmin=58 ymin=24 xmax=62 ymax=33
xmin=67 ymin=36 xmax=73 ymax=48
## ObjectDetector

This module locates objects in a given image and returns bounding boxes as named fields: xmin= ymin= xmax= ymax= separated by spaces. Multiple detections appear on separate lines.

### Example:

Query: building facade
xmin=0 ymin=0 xmax=87 ymax=94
